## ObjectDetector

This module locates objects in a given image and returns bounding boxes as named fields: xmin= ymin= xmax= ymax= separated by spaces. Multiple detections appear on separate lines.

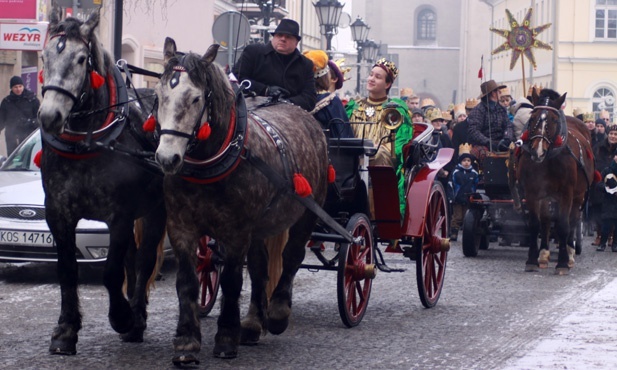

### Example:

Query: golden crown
xmin=459 ymin=143 xmax=473 ymax=155
xmin=582 ymin=112 xmax=595 ymax=122
xmin=465 ymin=98 xmax=479 ymax=109
xmin=373 ymin=58 xmax=399 ymax=80
xmin=334 ymin=58 xmax=352 ymax=80
xmin=454 ymin=103 xmax=466 ymax=115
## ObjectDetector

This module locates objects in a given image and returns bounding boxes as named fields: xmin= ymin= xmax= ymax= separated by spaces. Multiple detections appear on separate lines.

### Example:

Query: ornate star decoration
xmin=490 ymin=8 xmax=552 ymax=70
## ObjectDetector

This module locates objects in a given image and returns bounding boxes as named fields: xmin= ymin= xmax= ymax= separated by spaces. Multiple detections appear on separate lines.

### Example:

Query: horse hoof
xmin=538 ymin=262 xmax=548 ymax=269
xmin=240 ymin=327 xmax=262 ymax=345
xmin=172 ymin=353 xmax=200 ymax=367
xmin=212 ymin=345 xmax=238 ymax=359
xmin=49 ymin=339 xmax=77 ymax=355
xmin=555 ymin=267 xmax=570 ymax=276
xmin=267 ymin=317 xmax=289 ymax=335
xmin=120 ymin=329 xmax=144 ymax=343
xmin=525 ymin=264 xmax=539 ymax=272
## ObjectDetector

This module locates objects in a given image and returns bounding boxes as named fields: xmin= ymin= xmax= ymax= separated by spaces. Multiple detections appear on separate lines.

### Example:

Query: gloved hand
xmin=490 ymin=140 xmax=501 ymax=150
xmin=498 ymin=138 xmax=512 ymax=151
xmin=266 ymin=86 xmax=290 ymax=99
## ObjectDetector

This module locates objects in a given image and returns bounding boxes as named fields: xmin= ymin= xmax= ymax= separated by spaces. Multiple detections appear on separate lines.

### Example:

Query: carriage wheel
xmin=337 ymin=213 xmax=375 ymax=328
xmin=196 ymin=236 xmax=222 ymax=317
xmin=462 ymin=209 xmax=488 ymax=257
xmin=415 ymin=181 xmax=448 ymax=308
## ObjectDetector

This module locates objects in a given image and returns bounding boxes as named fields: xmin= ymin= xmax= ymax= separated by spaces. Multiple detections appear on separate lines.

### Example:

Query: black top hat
xmin=270 ymin=19 xmax=301 ymax=40
xmin=478 ymin=79 xmax=506 ymax=99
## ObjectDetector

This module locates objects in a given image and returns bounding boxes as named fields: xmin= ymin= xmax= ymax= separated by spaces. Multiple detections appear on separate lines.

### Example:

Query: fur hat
xmin=373 ymin=58 xmax=399 ymax=81
xmin=271 ymin=19 xmax=301 ymax=40
xmin=9 ymin=76 xmax=23 ymax=88
xmin=605 ymin=173 xmax=617 ymax=194
xmin=302 ymin=50 xmax=330 ymax=78
xmin=478 ymin=80 xmax=507 ymax=99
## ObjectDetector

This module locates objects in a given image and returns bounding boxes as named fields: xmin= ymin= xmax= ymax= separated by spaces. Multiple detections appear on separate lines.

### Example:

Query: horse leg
xmin=105 ymin=219 xmax=136 ymax=334
xmin=538 ymin=203 xmax=551 ymax=269
xmin=525 ymin=206 xmax=541 ymax=272
xmin=268 ymin=212 xmax=314 ymax=335
xmin=121 ymin=208 xmax=167 ymax=342
xmin=240 ymin=239 xmax=269 ymax=345
xmin=555 ymin=213 xmax=571 ymax=275
xmin=48 ymin=214 xmax=81 ymax=355
xmin=213 ymin=240 xmax=248 ymax=359
xmin=169 ymin=231 xmax=202 ymax=362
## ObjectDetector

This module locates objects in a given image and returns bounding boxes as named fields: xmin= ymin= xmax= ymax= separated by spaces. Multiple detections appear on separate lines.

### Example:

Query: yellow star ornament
xmin=490 ymin=8 xmax=552 ymax=70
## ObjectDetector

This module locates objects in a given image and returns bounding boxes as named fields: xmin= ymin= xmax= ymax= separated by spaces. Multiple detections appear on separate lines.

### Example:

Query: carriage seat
xmin=328 ymin=138 xmax=373 ymax=190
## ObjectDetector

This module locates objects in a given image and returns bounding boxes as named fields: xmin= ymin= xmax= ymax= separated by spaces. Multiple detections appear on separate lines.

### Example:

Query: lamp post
xmin=350 ymin=16 xmax=370 ymax=94
xmin=256 ymin=0 xmax=278 ymax=43
xmin=364 ymin=40 xmax=381 ymax=63
xmin=313 ymin=0 xmax=345 ymax=57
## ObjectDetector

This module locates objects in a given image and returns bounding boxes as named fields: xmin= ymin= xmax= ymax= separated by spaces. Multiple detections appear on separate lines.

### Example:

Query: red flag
xmin=478 ymin=55 xmax=484 ymax=79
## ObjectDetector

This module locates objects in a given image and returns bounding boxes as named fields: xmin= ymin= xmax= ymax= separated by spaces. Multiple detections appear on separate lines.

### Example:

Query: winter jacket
xmin=0 ymin=89 xmax=40 ymax=154
xmin=233 ymin=42 xmax=316 ymax=111
xmin=451 ymin=163 xmax=479 ymax=205
xmin=511 ymin=98 xmax=533 ymax=140
xmin=467 ymin=99 xmax=513 ymax=147
xmin=601 ymin=161 xmax=617 ymax=219
xmin=312 ymin=92 xmax=353 ymax=138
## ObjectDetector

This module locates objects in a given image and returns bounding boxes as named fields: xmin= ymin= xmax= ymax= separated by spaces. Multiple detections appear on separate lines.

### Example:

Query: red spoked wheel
xmin=337 ymin=213 xmax=375 ymax=327
xmin=415 ymin=181 xmax=449 ymax=308
xmin=196 ymin=236 xmax=222 ymax=317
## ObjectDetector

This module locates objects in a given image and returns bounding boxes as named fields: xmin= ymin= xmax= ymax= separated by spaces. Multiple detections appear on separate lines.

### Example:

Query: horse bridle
xmin=158 ymin=56 xmax=213 ymax=153
xmin=528 ymin=101 xmax=561 ymax=147
xmin=41 ymin=32 xmax=94 ymax=110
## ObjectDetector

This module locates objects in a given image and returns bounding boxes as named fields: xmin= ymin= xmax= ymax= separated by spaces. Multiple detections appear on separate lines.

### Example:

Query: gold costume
xmin=348 ymin=97 xmax=393 ymax=166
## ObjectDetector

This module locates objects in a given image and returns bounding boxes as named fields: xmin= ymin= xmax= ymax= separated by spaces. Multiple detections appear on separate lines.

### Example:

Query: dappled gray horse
xmin=154 ymin=37 xmax=328 ymax=365
xmin=37 ymin=7 xmax=165 ymax=354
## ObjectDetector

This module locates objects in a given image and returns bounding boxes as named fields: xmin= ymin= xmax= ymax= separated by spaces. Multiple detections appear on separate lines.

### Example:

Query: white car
xmin=0 ymin=130 xmax=111 ymax=263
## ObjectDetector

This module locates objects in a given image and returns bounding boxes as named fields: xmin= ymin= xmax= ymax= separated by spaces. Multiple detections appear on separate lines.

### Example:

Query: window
xmin=417 ymin=9 xmax=436 ymax=40
xmin=595 ymin=0 xmax=617 ymax=39
xmin=592 ymin=87 xmax=615 ymax=121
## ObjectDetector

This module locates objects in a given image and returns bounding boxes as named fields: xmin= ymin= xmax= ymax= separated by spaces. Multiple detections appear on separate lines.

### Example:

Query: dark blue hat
xmin=10 ymin=76 xmax=23 ymax=88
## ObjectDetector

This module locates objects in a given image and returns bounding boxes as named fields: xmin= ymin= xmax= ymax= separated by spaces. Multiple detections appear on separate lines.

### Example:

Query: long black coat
xmin=233 ymin=42 xmax=316 ymax=112
xmin=0 ymin=89 xmax=40 ymax=154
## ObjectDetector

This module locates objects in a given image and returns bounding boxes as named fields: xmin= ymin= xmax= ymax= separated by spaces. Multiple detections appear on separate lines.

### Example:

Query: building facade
xmin=469 ymin=0 xmax=617 ymax=120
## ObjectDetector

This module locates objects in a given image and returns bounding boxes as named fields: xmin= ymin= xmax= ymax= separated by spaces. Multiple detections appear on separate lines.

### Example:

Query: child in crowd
xmin=450 ymin=145 xmax=479 ymax=241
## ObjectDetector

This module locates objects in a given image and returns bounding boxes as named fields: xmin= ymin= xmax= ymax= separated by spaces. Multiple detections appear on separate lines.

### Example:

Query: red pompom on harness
xmin=293 ymin=173 xmax=312 ymax=197
xmin=594 ymin=170 xmax=602 ymax=183
xmin=142 ymin=114 xmax=156 ymax=132
xmin=90 ymin=70 xmax=105 ymax=89
xmin=38 ymin=70 xmax=44 ymax=84
xmin=327 ymin=164 xmax=336 ymax=184
xmin=33 ymin=149 xmax=42 ymax=168
xmin=553 ymin=135 xmax=563 ymax=146
xmin=197 ymin=122 xmax=211 ymax=140
xmin=520 ymin=130 xmax=529 ymax=142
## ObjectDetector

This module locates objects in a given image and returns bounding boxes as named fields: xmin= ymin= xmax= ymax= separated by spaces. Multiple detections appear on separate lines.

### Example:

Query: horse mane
xmin=162 ymin=52 xmax=234 ymax=128
xmin=48 ymin=15 xmax=109 ymax=77
xmin=538 ymin=88 xmax=561 ymax=106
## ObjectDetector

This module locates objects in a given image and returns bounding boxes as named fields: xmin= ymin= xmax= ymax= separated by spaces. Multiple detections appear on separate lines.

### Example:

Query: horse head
xmin=38 ymin=6 xmax=107 ymax=135
xmin=525 ymin=89 xmax=567 ymax=163
xmin=155 ymin=37 xmax=234 ymax=175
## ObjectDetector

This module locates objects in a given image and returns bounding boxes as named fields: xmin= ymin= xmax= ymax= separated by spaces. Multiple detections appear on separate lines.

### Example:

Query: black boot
xmin=450 ymin=228 xmax=458 ymax=242
xmin=597 ymin=243 xmax=606 ymax=252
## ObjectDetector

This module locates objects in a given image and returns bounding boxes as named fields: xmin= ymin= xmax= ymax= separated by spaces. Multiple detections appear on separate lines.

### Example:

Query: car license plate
xmin=0 ymin=230 xmax=55 ymax=247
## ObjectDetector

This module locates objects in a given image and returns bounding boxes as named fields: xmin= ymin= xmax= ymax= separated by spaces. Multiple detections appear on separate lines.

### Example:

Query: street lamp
xmin=256 ymin=0 xmax=279 ymax=43
xmin=364 ymin=40 xmax=381 ymax=63
xmin=313 ymin=0 xmax=345 ymax=57
xmin=350 ymin=16 xmax=370 ymax=94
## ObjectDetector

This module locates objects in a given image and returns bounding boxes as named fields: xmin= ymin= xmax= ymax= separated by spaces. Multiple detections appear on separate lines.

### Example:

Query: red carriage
xmin=196 ymin=109 xmax=453 ymax=327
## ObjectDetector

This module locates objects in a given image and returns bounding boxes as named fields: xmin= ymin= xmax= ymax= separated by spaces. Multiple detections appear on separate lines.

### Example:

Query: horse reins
xmin=529 ymin=103 xmax=562 ymax=147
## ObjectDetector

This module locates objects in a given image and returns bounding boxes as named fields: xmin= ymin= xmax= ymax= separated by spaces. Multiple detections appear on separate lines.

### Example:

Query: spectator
xmin=233 ymin=19 xmax=316 ymax=111
xmin=596 ymin=118 xmax=607 ymax=146
xmin=599 ymin=160 xmax=617 ymax=252
xmin=511 ymin=97 xmax=533 ymax=140
xmin=0 ymin=76 xmax=40 ymax=155
xmin=593 ymin=124 xmax=617 ymax=246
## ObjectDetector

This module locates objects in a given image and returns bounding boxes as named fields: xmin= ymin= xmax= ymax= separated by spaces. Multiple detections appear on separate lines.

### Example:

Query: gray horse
xmin=154 ymin=37 xmax=328 ymax=365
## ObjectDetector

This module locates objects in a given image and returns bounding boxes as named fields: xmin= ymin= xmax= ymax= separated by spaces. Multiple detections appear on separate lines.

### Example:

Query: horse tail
xmin=129 ymin=218 xmax=166 ymax=300
xmin=265 ymin=229 xmax=289 ymax=300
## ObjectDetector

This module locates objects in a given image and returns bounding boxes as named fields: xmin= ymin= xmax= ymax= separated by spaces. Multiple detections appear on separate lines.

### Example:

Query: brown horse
xmin=515 ymin=89 xmax=594 ymax=274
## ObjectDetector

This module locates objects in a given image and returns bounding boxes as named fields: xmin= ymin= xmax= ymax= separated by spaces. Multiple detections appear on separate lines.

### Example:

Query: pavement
xmin=503 ymin=275 xmax=617 ymax=369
